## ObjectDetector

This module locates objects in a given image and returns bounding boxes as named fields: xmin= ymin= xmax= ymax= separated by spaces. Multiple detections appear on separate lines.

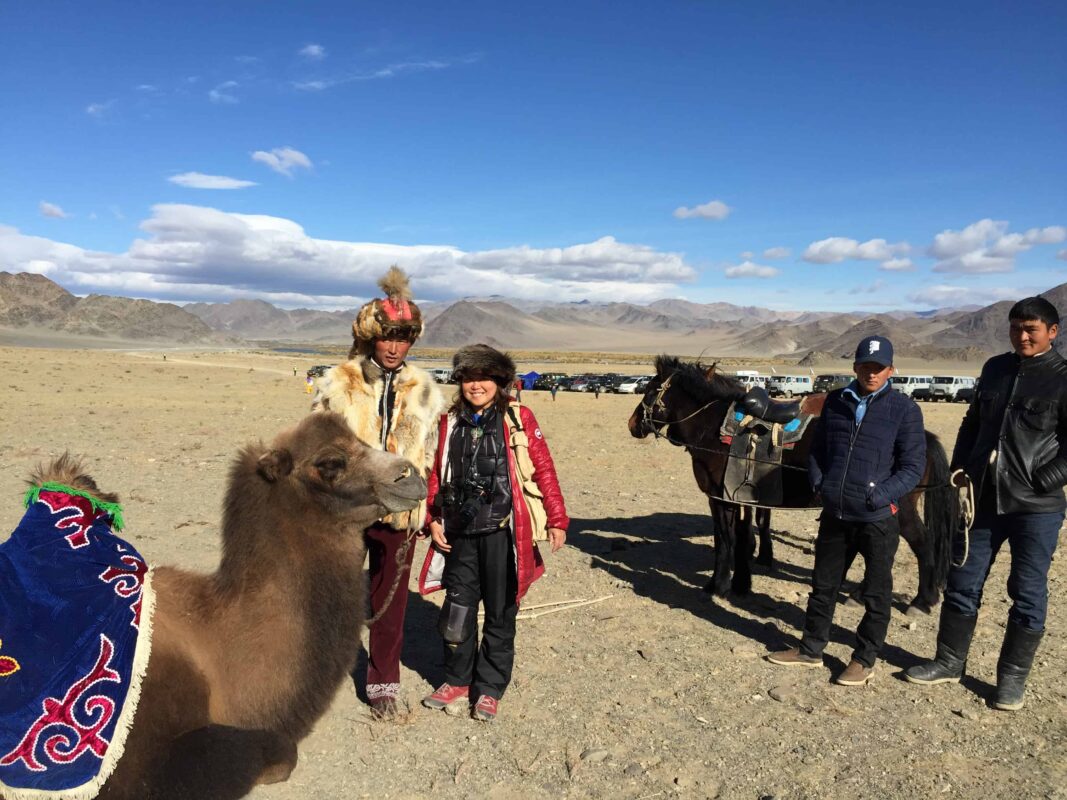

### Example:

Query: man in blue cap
xmin=768 ymin=335 xmax=926 ymax=685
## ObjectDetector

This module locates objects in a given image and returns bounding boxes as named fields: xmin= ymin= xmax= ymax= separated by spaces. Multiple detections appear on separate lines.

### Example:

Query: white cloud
xmin=1059 ymin=249 xmax=1067 ymax=261
xmin=879 ymin=258 xmax=915 ymax=272
xmin=673 ymin=199 xmax=731 ymax=220
xmin=724 ymin=261 xmax=779 ymax=279
xmin=907 ymin=284 xmax=1021 ymax=307
xmin=740 ymin=250 xmax=754 ymax=259
xmin=763 ymin=246 xmax=791 ymax=259
xmin=849 ymin=279 xmax=887 ymax=295
xmin=167 ymin=172 xmax=258 ymax=190
xmin=0 ymin=206 xmax=694 ymax=306
xmin=802 ymin=237 xmax=909 ymax=264
xmin=86 ymin=101 xmax=115 ymax=118
xmin=299 ymin=43 xmax=326 ymax=60
xmin=135 ymin=84 xmax=158 ymax=92
xmin=251 ymin=147 xmax=313 ymax=177
xmin=208 ymin=81 xmax=239 ymax=104
xmin=929 ymin=219 xmax=1067 ymax=274
xmin=39 ymin=201 xmax=69 ymax=219
xmin=291 ymin=56 xmax=478 ymax=92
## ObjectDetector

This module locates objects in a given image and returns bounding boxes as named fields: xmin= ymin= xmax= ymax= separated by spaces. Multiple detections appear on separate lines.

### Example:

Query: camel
xmin=3 ymin=412 xmax=426 ymax=800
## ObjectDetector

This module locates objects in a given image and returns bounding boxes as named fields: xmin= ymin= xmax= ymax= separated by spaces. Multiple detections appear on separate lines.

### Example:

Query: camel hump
xmin=26 ymin=452 xmax=120 ymax=505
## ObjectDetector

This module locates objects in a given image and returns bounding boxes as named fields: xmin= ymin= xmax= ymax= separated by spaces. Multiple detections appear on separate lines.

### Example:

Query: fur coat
xmin=312 ymin=357 xmax=445 ymax=529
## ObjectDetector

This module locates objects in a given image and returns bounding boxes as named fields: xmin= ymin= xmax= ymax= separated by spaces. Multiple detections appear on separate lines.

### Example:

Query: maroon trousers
xmin=364 ymin=524 xmax=416 ymax=700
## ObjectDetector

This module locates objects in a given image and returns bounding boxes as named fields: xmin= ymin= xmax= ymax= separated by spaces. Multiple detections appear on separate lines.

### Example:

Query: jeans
xmin=943 ymin=494 xmax=1063 ymax=631
xmin=800 ymin=514 xmax=900 ymax=668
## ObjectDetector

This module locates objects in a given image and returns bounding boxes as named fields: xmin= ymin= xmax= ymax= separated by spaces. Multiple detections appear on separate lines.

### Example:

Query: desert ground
xmin=0 ymin=346 xmax=1062 ymax=800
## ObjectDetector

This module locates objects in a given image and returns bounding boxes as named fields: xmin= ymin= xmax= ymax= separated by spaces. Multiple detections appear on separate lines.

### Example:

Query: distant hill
xmin=3 ymin=270 xmax=1066 ymax=359
xmin=0 ymin=272 xmax=229 ymax=344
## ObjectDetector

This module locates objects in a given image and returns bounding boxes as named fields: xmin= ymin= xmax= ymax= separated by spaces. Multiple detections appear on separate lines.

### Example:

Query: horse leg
xmin=732 ymin=504 xmax=754 ymax=596
xmin=149 ymin=725 xmax=298 ymax=800
xmin=754 ymin=508 xmax=773 ymax=569
xmin=703 ymin=498 xmax=735 ymax=597
xmin=899 ymin=498 xmax=938 ymax=615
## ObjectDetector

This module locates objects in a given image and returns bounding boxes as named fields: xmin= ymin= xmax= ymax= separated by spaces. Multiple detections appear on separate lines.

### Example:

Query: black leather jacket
xmin=443 ymin=407 xmax=513 ymax=535
xmin=952 ymin=348 xmax=1067 ymax=514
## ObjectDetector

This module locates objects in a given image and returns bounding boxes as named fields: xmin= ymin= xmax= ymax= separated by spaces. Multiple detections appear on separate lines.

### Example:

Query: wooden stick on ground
xmin=516 ymin=595 xmax=614 ymax=620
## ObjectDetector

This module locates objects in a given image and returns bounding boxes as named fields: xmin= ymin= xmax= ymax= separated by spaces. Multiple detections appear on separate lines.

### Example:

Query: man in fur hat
xmin=312 ymin=266 xmax=446 ymax=719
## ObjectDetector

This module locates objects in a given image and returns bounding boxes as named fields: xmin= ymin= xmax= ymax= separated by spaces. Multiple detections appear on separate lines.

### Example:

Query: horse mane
xmin=654 ymin=355 xmax=747 ymax=404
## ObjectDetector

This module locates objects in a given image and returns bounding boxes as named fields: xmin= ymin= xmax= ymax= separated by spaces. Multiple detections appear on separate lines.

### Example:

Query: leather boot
xmin=994 ymin=622 xmax=1043 ymax=711
xmin=904 ymin=606 xmax=977 ymax=685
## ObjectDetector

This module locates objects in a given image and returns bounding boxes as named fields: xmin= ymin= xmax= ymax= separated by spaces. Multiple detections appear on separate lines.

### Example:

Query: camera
xmin=442 ymin=476 xmax=493 ymax=528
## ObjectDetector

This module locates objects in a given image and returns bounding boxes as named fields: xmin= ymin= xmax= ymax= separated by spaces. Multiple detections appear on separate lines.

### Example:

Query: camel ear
xmin=257 ymin=449 xmax=294 ymax=483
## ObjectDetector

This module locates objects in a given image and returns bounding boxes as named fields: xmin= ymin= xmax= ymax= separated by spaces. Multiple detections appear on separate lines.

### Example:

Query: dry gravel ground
xmin=0 ymin=347 xmax=1063 ymax=800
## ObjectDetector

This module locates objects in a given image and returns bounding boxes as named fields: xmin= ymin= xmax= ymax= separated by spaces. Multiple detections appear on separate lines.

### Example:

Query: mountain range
xmin=2 ymin=270 xmax=1064 ymax=362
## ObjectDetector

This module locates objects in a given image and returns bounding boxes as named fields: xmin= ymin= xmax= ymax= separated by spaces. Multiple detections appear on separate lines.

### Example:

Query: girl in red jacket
xmin=419 ymin=344 xmax=569 ymax=721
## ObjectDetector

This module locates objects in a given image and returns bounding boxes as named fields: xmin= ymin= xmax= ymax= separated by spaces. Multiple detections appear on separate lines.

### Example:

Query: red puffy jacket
xmin=418 ymin=402 xmax=569 ymax=602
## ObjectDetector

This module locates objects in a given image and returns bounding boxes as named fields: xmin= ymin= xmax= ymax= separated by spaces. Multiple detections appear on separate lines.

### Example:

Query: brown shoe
xmin=766 ymin=647 xmax=822 ymax=667
xmin=836 ymin=660 xmax=874 ymax=686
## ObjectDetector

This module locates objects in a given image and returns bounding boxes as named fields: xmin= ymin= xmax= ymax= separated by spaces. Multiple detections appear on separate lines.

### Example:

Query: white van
xmin=425 ymin=367 xmax=453 ymax=384
xmin=767 ymin=375 xmax=813 ymax=398
xmin=733 ymin=370 xmax=762 ymax=389
xmin=894 ymin=375 xmax=933 ymax=397
xmin=925 ymin=375 xmax=976 ymax=401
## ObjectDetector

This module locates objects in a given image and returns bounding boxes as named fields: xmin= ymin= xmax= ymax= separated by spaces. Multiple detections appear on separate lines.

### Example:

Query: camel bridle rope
xmin=364 ymin=527 xmax=417 ymax=627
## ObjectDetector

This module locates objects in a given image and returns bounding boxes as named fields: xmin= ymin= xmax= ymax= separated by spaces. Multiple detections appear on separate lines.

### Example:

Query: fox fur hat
xmin=452 ymin=344 xmax=516 ymax=386
xmin=350 ymin=266 xmax=424 ymax=357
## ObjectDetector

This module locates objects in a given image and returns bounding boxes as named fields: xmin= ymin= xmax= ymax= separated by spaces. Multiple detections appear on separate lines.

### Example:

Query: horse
xmin=627 ymin=355 xmax=954 ymax=615
xmin=2 ymin=412 xmax=426 ymax=800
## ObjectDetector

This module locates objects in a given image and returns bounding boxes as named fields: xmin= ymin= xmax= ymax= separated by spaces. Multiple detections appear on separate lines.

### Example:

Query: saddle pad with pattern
xmin=0 ymin=486 xmax=154 ymax=800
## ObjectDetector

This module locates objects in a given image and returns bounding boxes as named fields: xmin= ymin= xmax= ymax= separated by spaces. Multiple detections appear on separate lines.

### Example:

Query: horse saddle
xmin=737 ymin=386 xmax=801 ymax=424
xmin=719 ymin=397 xmax=815 ymax=507
xmin=0 ymin=485 xmax=154 ymax=799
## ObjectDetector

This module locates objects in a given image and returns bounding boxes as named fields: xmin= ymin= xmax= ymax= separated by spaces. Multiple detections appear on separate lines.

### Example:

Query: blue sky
xmin=2 ymin=1 xmax=1065 ymax=311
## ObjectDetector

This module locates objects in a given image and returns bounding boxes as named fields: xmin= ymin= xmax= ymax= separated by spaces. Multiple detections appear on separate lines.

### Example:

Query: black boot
xmin=994 ymin=622 xmax=1043 ymax=711
xmin=904 ymin=607 xmax=977 ymax=685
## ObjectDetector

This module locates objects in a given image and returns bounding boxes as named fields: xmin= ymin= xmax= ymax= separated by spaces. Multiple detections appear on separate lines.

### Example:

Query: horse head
xmin=628 ymin=356 xmax=746 ymax=442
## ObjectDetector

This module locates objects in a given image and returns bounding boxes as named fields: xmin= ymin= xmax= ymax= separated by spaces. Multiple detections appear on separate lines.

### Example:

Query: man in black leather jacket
xmin=906 ymin=297 xmax=1067 ymax=710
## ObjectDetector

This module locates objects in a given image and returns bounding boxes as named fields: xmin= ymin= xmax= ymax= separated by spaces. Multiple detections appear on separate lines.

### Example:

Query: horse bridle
xmin=640 ymin=374 xmax=682 ymax=437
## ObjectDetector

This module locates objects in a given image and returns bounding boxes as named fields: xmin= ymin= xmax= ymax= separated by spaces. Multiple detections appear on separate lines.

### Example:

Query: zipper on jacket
xmin=836 ymin=389 xmax=886 ymax=518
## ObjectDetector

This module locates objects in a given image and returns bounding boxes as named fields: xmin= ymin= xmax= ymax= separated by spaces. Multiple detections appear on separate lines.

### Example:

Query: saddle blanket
xmin=0 ymin=485 xmax=154 ymax=800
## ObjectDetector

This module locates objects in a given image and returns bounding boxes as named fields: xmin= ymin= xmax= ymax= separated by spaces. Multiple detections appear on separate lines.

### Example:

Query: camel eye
xmin=315 ymin=456 xmax=347 ymax=482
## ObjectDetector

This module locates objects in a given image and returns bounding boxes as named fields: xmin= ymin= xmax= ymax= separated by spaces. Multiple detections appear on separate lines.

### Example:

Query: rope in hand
xmin=364 ymin=526 xmax=418 ymax=627
xmin=951 ymin=468 xmax=976 ymax=568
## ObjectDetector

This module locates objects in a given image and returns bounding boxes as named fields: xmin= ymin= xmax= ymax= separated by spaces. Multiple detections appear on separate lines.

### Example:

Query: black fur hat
xmin=451 ymin=344 xmax=516 ymax=385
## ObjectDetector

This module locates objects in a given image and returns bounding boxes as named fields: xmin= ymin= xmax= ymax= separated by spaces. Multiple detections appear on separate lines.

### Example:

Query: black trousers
xmin=799 ymin=514 xmax=900 ymax=668
xmin=441 ymin=527 xmax=518 ymax=699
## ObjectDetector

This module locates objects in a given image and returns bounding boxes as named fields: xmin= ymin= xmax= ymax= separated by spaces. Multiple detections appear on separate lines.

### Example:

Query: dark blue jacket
xmin=809 ymin=383 xmax=926 ymax=522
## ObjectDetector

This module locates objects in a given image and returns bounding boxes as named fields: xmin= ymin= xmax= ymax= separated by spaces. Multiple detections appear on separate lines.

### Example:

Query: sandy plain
xmin=0 ymin=345 xmax=1062 ymax=800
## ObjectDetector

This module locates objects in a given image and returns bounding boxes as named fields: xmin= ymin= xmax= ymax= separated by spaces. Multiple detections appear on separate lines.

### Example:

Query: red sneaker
xmin=422 ymin=683 xmax=469 ymax=711
xmin=471 ymin=694 xmax=498 ymax=721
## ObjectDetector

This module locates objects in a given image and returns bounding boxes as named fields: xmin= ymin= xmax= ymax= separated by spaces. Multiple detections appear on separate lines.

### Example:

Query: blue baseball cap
xmin=854 ymin=335 xmax=893 ymax=367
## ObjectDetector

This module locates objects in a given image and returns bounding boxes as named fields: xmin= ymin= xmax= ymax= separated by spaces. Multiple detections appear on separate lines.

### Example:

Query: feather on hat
xmin=350 ymin=266 xmax=424 ymax=357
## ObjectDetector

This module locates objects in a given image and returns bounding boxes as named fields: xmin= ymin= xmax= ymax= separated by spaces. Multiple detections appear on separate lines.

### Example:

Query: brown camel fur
xmin=5 ymin=413 xmax=426 ymax=800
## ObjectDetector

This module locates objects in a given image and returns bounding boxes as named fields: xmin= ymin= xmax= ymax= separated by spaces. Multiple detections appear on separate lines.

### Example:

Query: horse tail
xmin=922 ymin=431 xmax=956 ymax=590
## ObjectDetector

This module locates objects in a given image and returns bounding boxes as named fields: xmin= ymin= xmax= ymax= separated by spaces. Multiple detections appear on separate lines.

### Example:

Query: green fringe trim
xmin=23 ymin=482 xmax=126 ymax=531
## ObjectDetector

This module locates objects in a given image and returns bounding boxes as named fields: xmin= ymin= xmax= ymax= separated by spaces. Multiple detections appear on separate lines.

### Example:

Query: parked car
xmin=813 ymin=373 xmax=852 ymax=394
xmin=954 ymin=385 xmax=977 ymax=403
xmin=601 ymin=374 xmax=629 ymax=393
xmin=894 ymin=375 xmax=933 ymax=397
xmin=767 ymin=375 xmax=813 ymax=398
xmin=570 ymin=377 xmax=600 ymax=392
xmin=533 ymin=372 xmax=568 ymax=390
xmin=617 ymin=376 xmax=652 ymax=394
xmin=917 ymin=375 xmax=976 ymax=402
xmin=425 ymin=367 xmax=453 ymax=384
xmin=555 ymin=376 xmax=577 ymax=391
